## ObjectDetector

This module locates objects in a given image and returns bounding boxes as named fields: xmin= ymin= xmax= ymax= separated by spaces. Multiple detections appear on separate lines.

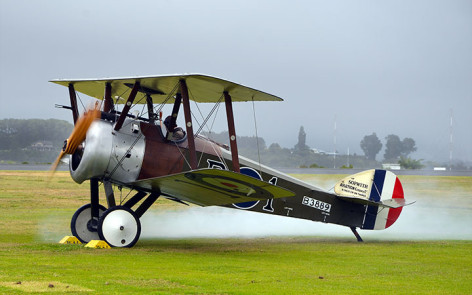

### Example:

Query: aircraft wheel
xmin=98 ymin=206 xmax=141 ymax=248
xmin=71 ymin=203 xmax=107 ymax=244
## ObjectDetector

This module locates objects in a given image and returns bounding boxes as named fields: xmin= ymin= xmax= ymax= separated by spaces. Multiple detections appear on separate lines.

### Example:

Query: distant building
xmin=311 ymin=148 xmax=337 ymax=156
xmin=382 ymin=163 xmax=401 ymax=170
xmin=31 ymin=141 xmax=54 ymax=151
xmin=311 ymin=148 xmax=325 ymax=154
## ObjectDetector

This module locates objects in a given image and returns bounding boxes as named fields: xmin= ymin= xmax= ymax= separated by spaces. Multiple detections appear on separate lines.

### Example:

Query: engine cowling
xmin=70 ymin=119 xmax=145 ymax=184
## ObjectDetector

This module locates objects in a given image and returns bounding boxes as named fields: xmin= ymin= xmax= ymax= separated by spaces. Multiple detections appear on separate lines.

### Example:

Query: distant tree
xmin=360 ymin=133 xmax=382 ymax=161
xmin=398 ymin=156 xmax=424 ymax=169
xmin=340 ymin=164 xmax=353 ymax=169
xmin=384 ymin=135 xmax=418 ymax=161
xmin=294 ymin=126 xmax=310 ymax=152
xmin=268 ymin=143 xmax=282 ymax=152
xmin=309 ymin=163 xmax=324 ymax=168
xmin=384 ymin=134 xmax=403 ymax=161
xmin=0 ymin=119 xmax=72 ymax=150
xmin=450 ymin=161 xmax=469 ymax=171
xmin=401 ymin=137 xmax=417 ymax=157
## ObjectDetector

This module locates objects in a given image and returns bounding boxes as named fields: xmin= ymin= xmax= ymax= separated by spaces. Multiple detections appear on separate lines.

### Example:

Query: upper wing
xmin=50 ymin=74 xmax=283 ymax=104
xmin=132 ymin=168 xmax=295 ymax=206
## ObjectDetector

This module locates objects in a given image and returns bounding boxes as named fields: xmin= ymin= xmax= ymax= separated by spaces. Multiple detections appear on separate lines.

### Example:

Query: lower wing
xmin=133 ymin=168 xmax=295 ymax=206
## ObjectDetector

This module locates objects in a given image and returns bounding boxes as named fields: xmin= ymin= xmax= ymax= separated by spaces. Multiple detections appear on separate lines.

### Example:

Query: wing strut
xmin=180 ymin=80 xmax=197 ymax=170
xmin=68 ymin=83 xmax=79 ymax=124
xmin=114 ymin=82 xmax=140 ymax=131
xmin=103 ymin=82 xmax=114 ymax=112
xmin=224 ymin=91 xmax=240 ymax=173
xmin=146 ymin=94 xmax=155 ymax=124
xmin=166 ymin=93 xmax=182 ymax=140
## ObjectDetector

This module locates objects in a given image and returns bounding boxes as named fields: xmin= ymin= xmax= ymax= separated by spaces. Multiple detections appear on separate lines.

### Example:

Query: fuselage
xmin=70 ymin=116 xmax=367 ymax=230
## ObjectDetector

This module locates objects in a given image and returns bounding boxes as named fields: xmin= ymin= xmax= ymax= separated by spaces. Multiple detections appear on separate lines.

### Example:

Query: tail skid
xmin=350 ymin=227 xmax=364 ymax=242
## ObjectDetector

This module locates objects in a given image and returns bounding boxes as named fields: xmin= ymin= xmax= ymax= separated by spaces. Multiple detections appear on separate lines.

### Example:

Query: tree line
xmin=0 ymin=119 xmax=73 ymax=163
xmin=0 ymin=119 xmax=72 ymax=150
xmin=0 ymin=119 xmax=421 ymax=169
xmin=360 ymin=133 xmax=423 ymax=169
xmin=360 ymin=133 xmax=417 ymax=161
xmin=204 ymin=128 xmax=379 ymax=169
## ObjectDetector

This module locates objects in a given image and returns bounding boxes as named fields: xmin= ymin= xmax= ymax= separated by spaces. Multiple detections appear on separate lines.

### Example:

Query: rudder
xmin=361 ymin=169 xmax=405 ymax=230
xmin=334 ymin=169 xmax=406 ymax=230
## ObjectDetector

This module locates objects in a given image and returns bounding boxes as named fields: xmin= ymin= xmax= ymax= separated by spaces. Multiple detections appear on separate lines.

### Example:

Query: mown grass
xmin=0 ymin=171 xmax=471 ymax=294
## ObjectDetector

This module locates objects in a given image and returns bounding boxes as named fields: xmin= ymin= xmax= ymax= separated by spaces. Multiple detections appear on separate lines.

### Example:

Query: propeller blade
xmin=50 ymin=151 xmax=66 ymax=173
xmin=50 ymin=104 xmax=100 ymax=174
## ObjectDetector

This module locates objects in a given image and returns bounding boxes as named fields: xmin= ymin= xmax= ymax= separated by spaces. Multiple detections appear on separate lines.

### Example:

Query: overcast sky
xmin=1 ymin=0 xmax=471 ymax=163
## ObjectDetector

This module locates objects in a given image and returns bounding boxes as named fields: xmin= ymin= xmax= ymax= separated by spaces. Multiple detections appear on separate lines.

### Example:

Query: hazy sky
xmin=1 ymin=0 xmax=471 ymax=163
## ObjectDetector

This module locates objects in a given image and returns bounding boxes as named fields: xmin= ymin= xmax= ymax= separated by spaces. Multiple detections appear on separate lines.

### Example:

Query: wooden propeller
xmin=50 ymin=105 xmax=101 ymax=173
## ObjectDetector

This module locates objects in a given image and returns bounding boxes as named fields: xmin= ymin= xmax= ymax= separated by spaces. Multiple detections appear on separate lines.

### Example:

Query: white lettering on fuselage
xmin=302 ymin=196 xmax=331 ymax=213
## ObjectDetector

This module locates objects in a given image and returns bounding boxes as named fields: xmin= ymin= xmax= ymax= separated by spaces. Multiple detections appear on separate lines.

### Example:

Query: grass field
xmin=0 ymin=171 xmax=471 ymax=294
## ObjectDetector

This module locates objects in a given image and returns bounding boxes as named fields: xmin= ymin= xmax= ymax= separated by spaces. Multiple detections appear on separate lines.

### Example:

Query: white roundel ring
xmin=71 ymin=203 xmax=107 ymax=243
xmin=98 ymin=206 xmax=141 ymax=248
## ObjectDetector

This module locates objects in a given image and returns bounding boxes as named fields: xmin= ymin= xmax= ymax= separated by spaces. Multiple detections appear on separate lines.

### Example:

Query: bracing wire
xmin=156 ymin=82 xmax=180 ymax=116
xmin=119 ymin=92 xmax=147 ymax=130
xmin=120 ymin=188 xmax=134 ymax=206
xmin=208 ymin=101 xmax=222 ymax=133
xmin=75 ymin=92 xmax=86 ymax=111
xmin=172 ymin=140 xmax=192 ymax=169
xmin=252 ymin=97 xmax=263 ymax=174
xmin=186 ymin=88 xmax=228 ymax=168
xmin=107 ymin=133 xmax=143 ymax=179
xmin=113 ymin=87 xmax=131 ymax=111
xmin=195 ymin=100 xmax=228 ymax=168
xmin=195 ymin=95 xmax=223 ymax=135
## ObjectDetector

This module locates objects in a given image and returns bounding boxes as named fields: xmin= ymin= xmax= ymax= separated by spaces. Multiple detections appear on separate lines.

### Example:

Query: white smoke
xmin=140 ymin=206 xmax=351 ymax=239
xmin=141 ymin=181 xmax=472 ymax=241
xmin=140 ymin=201 xmax=472 ymax=241
xmin=365 ymin=189 xmax=472 ymax=240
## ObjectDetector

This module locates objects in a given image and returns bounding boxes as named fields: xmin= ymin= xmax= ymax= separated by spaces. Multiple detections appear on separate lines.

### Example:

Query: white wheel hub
xmin=99 ymin=207 xmax=141 ymax=247
xmin=71 ymin=203 xmax=106 ymax=243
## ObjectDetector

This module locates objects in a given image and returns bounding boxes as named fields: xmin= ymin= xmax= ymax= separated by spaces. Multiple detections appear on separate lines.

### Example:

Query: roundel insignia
xmin=232 ymin=167 xmax=261 ymax=210
xmin=184 ymin=169 xmax=268 ymax=200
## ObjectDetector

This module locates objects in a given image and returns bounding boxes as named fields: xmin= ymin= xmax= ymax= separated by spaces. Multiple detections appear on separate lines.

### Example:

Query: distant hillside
xmin=0 ymin=119 xmax=73 ymax=163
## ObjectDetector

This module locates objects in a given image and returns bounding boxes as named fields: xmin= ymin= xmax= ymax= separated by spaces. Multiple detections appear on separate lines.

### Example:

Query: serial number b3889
xmin=302 ymin=196 xmax=331 ymax=213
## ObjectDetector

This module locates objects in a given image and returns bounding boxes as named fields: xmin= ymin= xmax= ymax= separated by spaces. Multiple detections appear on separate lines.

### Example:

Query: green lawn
xmin=0 ymin=171 xmax=471 ymax=294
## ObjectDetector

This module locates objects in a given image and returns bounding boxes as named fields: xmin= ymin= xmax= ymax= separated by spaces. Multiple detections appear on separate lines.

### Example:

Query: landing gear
xmin=71 ymin=203 xmax=107 ymax=243
xmin=98 ymin=206 xmax=141 ymax=248
xmin=69 ymin=178 xmax=159 ymax=247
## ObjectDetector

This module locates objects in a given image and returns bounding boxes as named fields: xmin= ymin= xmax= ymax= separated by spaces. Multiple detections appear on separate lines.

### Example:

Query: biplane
xmin=50 ymin=74 xmax=412 ymax=247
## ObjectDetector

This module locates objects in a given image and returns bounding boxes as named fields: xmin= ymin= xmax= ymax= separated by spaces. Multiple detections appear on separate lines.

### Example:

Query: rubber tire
xmin=98 ymin=206 xmax=141 ymax=248
xmin=71 ymin=203 xmax=107 ymax=244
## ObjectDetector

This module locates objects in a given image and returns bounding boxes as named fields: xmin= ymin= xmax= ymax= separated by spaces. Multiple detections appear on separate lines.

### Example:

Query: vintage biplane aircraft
xmin=50 ymin=74 xmax=412 ymax=247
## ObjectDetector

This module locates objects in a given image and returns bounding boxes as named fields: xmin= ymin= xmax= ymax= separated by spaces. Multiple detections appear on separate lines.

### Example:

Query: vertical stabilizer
xmin=334 ymin=169 xmax=405 ymax=230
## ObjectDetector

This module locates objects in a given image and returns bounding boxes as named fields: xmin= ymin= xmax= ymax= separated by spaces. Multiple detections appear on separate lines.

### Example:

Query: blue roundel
xmin=232 ymin=167 xmax=261 ymax=210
